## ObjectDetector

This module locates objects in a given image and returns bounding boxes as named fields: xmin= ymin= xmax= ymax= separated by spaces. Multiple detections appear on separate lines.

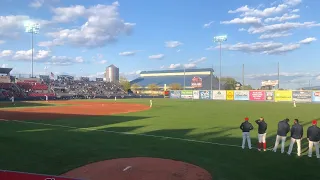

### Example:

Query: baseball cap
xmin=312 ymin=120 xmax=317 ymax=125
xmin=245 ymin=117 xmax=249 ymax=121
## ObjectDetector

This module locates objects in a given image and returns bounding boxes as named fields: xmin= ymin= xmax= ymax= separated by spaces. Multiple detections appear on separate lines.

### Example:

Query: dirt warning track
xmin=0 ymin=101 xmax=150 ymax=121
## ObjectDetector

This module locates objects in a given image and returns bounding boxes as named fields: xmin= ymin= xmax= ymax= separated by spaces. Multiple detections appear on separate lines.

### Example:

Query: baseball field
xmin=0 ymin=99 xmax=320 ymax=180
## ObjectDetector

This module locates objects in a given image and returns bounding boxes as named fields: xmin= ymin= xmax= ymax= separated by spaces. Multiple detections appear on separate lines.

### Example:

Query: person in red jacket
xmin=240 ymin=117 xmax=254 ymax=149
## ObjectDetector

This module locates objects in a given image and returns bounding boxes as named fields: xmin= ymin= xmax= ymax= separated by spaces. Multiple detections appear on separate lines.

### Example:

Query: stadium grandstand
xmin=130 ymin=68 xmax=223 ymax=90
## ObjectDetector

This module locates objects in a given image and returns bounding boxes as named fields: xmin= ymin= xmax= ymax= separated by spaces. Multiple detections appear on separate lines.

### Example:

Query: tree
xmin=119 ymin=76 xmax=131 ymax=91
xmin=169 ymin=83 xmax=182 ymax=90
xmin=147 ymin=83 xmax=160 ymax=91
xmin=131 ymin=83 xmax=141 ymax=92
xmin=242 ymin=85 xmax=253 ymax=90
xmin=220 ymin=77 xmax=237 ymax=90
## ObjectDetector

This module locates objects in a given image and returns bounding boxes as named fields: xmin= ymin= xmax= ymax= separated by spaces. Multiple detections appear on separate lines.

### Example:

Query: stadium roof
xmin=0 ymin=68 xmax=13 ymax=74
xmin=140 ymin=68 xmax=213 ymax=75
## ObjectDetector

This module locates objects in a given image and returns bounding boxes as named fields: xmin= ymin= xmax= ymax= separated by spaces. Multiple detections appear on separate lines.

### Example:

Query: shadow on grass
xmin=0 ymin=120 xmax=319 ymax=180
xmin=0 ymin=101 xmax=53 ymax=109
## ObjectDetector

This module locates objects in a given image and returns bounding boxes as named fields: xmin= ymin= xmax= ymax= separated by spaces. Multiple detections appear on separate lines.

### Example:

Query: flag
xmin=50 ymin=72 xmax=54 ymax=78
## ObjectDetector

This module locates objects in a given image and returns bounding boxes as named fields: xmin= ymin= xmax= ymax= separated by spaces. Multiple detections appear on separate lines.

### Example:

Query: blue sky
xmin=0 ymin=0 xmax=319 ymax=88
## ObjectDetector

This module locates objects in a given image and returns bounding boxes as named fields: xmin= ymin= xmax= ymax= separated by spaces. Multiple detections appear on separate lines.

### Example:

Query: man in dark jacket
xmin=273 ymin=118 xmax=290 ymax=153
xmin=307 ymin=120 xmax=320 ymax=158
xmin=255 ymin=117 xmax=267 ymax=151
xmin=287 ymin=119 xmax=303 ymax=156
xmin=240 ymin=117 xmax=254 ymax=149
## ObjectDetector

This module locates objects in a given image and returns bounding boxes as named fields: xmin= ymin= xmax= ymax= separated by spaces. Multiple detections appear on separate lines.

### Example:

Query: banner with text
xmin=199 ymin=90 xmax=211 ymax=99
xmin=292 ymin=91 xmax=312 ymax=102
xmin=0 ymin=170 xmax=81 ymax=180
xmin=249 ymin=90 xmax=265 ymax=101
xmin=265 ymin=91 xmax=274 ymax=101
xmin=234 ymin=90 xmax=249 ymax=100
xmin=275 ymin=90 xmax=292 ymax=101
xmin=312 ymin=91 xmax=320 ymax=102
xmin=212 ymin=90 xmax=226 ymax=100
xmin=170 ymin=91 xmax=181 ymax=99
xmin=193 ymin=91 xmax=200 ymax=99
xmin=181 ymin=90 xmax=193 ymax=99
xmin=226 ymin=90 xmax=234 ymax=100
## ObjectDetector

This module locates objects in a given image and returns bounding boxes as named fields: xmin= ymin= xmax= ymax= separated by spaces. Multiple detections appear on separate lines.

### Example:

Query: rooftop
xmin=0 ymin=68 xmax=13 ymax=75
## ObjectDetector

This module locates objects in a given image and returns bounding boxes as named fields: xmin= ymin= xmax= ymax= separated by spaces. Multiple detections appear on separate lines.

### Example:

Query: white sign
xmin=261 ymin=80 xmax=278 ymax=86
xmin=212 ymin=90 xmax=226 ymax=100
xmin=193 ymin=91 xmax=200 ymax=99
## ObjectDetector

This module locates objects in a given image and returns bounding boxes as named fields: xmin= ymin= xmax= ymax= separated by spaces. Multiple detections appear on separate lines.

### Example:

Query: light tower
xmin=213 ymin=35 xmax=227 ymax=90
xmin=25 ymin=22 xmax=40 ymax=78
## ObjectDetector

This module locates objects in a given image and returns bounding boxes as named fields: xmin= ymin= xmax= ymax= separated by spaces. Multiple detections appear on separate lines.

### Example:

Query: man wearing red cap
xmin=240 ymin=117 xmax=254 ymax=149
xmin=287 ymin=119 xmax=303 ymax=156
xmin=307 ymin=120 xmax=320 ymax=158
xmin=255 ymin=117 xmax=267 ymax=151
xmin=273 ymin=118 xmax=290 ymax=153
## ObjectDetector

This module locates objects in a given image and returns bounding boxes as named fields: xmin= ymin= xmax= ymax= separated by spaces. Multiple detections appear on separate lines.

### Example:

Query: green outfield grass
xmin=0 ymin=99 xmax=320 ymax=180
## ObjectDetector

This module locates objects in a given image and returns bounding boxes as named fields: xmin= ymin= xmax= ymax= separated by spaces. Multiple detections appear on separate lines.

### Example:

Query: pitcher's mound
xmin=62 ymin=157 xmax=212 ymax=180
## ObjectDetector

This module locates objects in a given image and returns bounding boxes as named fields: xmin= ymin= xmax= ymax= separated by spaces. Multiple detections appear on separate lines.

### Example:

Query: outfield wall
xmin=169 ymin=90 xmax=320 ymax=103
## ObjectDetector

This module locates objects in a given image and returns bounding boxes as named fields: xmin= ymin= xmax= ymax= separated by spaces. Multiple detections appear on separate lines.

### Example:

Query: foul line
xmin=8 ymin=120 xmax=313 ymax=156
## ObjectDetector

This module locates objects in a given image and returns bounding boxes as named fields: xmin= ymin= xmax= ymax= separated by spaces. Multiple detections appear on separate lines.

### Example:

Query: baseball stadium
xmin=1 ymin=64 xmax=320 ymax=180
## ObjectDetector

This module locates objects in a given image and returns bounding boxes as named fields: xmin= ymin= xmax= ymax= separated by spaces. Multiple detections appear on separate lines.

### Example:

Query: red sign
xmin=314 ymin=92 xmax=320 ymax=96
xmin=249 ymin=90 xmax=266 ymax=101
xmin=191 ymin=77 xmax=202 ymax=88
xmin=0 ymin=170 xmax=82 ymax=180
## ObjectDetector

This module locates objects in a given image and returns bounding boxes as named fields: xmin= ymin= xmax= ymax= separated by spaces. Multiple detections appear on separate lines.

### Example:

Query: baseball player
xmin=150 ymin=99 xmax=153 ymax=107
xmin=255 ymin=117 xmax=267 ymax=151
xmin=240 ymin=117 xmax=253 ymax=149
xmin=273 ymin=118 xmax=290 ymax=153
xmin=287 ymin=119 xmax=303 ymax=156
xmin=45 ymin=95 xmax=48 ymax=102
xmin=11 ymin=95 xmax=15 ymax=105
xmin=293 ymin=100 xmax=296 ymax=108
xmin=307 ymin=120 xmax=320 ymax=158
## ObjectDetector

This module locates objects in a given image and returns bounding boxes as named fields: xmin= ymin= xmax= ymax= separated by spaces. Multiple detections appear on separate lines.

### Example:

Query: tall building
xmin=105 ymin=64 xmax=119 ymax=82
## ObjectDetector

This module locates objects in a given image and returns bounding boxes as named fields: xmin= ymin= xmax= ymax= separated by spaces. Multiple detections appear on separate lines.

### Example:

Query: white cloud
xmin=167 ymin=57 xmax=206 ymax=70
xmin=299 ymin=37 xmax=317 ymax=44
xmin=0 ymin=40 xmax=5 ymax=44
xmin=169 ymin=63 xmax=182 ymax=69
xmin=176 ymin=49 xmax=181 ymax=52
xmin=149 ymin=54 xmax=164 ymax=60
xmin=203 ymin=21 xmax=214 ymax=28
xmin=119 ymin=51 xmax=135 ymax=56
xmin=207 ymin=37 xmax=316 ymax=55
xmin=49 ymin=56 xmax=84 ymax=65
xmin=1 ymin=64 xmax=8 ymax=68
xmin=0 ymin=50 xmax=13 ymax=57
xmin=264 ymin=13 xmax=300 ymax=23
xmin=29 ymin=0 xmax=44 ymax=8
xmin=239 ymin=28 xmax=247 ymax=31
xmin=190 ymin=57 xmax=207 ymax=64
xmin=13 ymin=49 xmax=51 ymax=61
xmin=248 ymin=22 xmax=320 ymax=34
xmin=165 ymin=41 xmax=183 ymax=48
xmin=259 ymin=32 xmax=292 ymax=39
xmin=228 ymin=0 xmax=301 ymax=17
xmin=184 ymin=63 xmax=197 ymax=69
xmin=291 ymin=9 xmax=300 ymax=13
xmin=221 ymin=17 xmax=262 ymax=25
xmin=38 ymin=39 xmax=64 ymax=48
xmin=98 ymin=60 xmax=107 ymax=64
xmin=47 ymin=2 xmax=135 ymax=48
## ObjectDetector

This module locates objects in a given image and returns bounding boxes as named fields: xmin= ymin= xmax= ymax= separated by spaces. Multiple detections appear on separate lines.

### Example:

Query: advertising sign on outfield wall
xmin=226 ymin=90 xmax=234 ymax=100
xmin=170 ymin=91 xmax=181 ymax=99
xmin=292 ymin=91 xmax=312 ymax=102
xmin=193 ymin=91 xmax=200 ymax=99
xmin=249 ymin=90 xmax=265 ymax=101
xmin=275 ymin=90 xmax=292 ymax=101
xmin=265 ymin=91 xmax=274 ymax=101
xmin=199 ymin=90 xmax=211 ymax=99
xmin=312 ymin=91 xmax=320 ymax=102
xmin=212 ymin=90 xmax=226 ymax=100
xmin=181 ymin=90 xmax=193 ymax=99
xmin=234 ymin=90 xmax=249 ymax=100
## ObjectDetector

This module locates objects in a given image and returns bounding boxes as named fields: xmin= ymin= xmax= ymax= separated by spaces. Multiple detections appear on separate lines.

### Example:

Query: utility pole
xmin=277 ymin=62 xmax=280 ymax=89
xmin=242 ymin=64 xmax=244 ymax=89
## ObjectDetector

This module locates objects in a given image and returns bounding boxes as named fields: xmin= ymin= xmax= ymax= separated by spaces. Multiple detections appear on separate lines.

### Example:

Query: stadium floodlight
xmin=24 ymin=22 xmax=40 ymax=78
xmin=213 ymin=35 xmax=227 ymax=90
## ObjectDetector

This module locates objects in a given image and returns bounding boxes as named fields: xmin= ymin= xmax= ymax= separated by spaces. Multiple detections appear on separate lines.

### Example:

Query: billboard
xmin=181 ymin=90 xmax=193 ymax=99
xmin=226 ymin=90 xmax=234 ymax=100
xmin=191 ymin=77 xmax=202 ymax=88
xmin=292 ymin=91 xmax=312 ymax=102
xmin=199 ymin=90 xmax=211 ymax=99
xmin=170 ymin=90 xmax=181 ymax=99
xmin=261 ymin=80 xmax=278 ymax=86
xmin=193 ymin=91 xmax=200 ymax=99
xmin=274 ymin=90 xmax=292 ymax=101
xmin=249 ymin=90 xmax=265 ymax=101
xmin=212 ymin=90 xmax=226 ymax=100
xmin=265 ymin=91 xmax=274 ymax=101
xmin=312 ymin=91 xmax=320 ymax=102
xmin=234 ymin=90 xmax=249 ymax=100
